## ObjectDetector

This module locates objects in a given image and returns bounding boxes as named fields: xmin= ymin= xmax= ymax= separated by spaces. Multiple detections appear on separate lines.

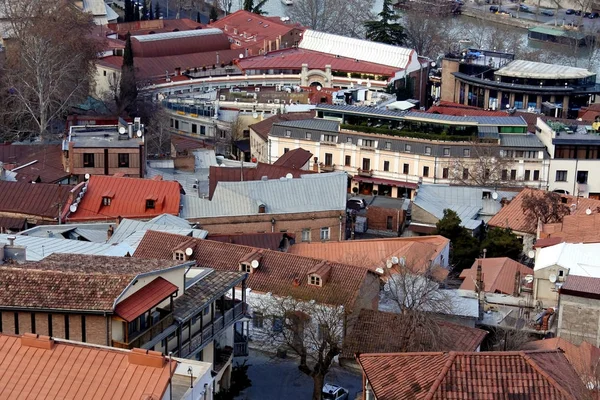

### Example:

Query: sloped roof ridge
xmin=521 ymin=351 xmax=577 ymax=400
xmin=424 ymin=351 xmax=458 ymax=400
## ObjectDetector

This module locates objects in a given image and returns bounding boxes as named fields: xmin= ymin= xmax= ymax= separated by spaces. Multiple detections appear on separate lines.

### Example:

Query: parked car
xmin=566 ymin=8 xmax=575 ymax=14
xmin=519 ymin=4 xmax=530 ymax=11
xmin=322 ymin=384 xmax=349 ymax=400
xmin=541 ymin=9 xmax=554 ymax=16
xmin=589 ymin=11 xmax=599 ymax=18
xmin=489 ymin=5 xmax=499 ymax=12
xmin=347 ymin=197 xmax=366 ymax=210
xmin=574 ymin=9 xmax=582 ymax=15
xmin=584 ymin=11 xmax=592 ymax=17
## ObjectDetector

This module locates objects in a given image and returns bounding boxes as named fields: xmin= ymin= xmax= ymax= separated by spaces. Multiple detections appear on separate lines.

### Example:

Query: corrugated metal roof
xmin=496 ymin=59 xmax=593 ymax=80
xmin=149 ymin=213 xmax=192 ymax=228
xmin=274 ymin=119 xmax=339 ymax=132
xmin=181 ymin=172 xmax=347 ymax=218
xmin=0 ymin=181 xmax=72 ymax=220
xmin=534 ymin=242 xmax=600 ymax=277
xmin=132 ymin=28 xmax=224 ymax=42
xmin=108 ymin=217 xmax=207 ymax=247
xmin=413 ymin=185 xmax=516 ymax=230
xmin=317 ymin=104 xmax=407 ymax=119
xmin=299 ymin=30 xmax=413 ymax=69
xmin=0 ymin=234 xmax=133 ymax=261
xmin=500 ymin=134 xmax=545 ymax=148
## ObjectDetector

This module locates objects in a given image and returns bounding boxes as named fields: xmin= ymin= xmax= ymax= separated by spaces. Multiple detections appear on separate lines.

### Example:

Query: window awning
xmin=352 ymin=175 xmax=418 ymax=189
xmin=115 ymin=277 xmax=178 ymax=322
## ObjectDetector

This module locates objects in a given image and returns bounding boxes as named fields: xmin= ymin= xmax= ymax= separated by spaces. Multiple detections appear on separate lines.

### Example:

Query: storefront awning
xmin=352 ymin=175 xmax=418 ymax=189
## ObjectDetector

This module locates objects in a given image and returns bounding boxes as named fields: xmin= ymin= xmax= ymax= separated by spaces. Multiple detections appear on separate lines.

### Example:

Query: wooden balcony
xmin=179 ymin=301 xmax=246 ymax=358
xmin=112 ymin=313 xmax=174 ymax=350
xmin=320 ymin=164 xmax=336 ymax=172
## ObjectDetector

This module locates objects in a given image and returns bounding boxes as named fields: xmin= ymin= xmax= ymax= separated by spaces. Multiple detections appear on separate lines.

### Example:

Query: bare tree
xmin=380 ymin=263 xmax=455 ymax=351
xmin=145 ymin=106 xmax=172 ymax=157
xmin=400 ymin=10 xmax=457 ymax=58
xmin=449 ymin=143 xmax=513 ymax=187
xmin=521 ymin=190 xmax=570 ymax=225
xmin=0 ymin=0 xmax=99 ymax=141
xmin=485 ymin=327 xmax=533 ymax=351
xmin=251 ymin=295 xmax=346 ymax=400
xmin=289 ymin=0 xmax=374 ymax=37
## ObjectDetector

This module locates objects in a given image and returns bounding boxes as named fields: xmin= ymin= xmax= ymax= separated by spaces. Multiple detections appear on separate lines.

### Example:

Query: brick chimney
xmin=21 ymin=333 xmax=54 ymax=350
xmin=128 ymin=348 xmax=167 ymax=368
xmin=107 ymin=225 xmax=114 ymax=240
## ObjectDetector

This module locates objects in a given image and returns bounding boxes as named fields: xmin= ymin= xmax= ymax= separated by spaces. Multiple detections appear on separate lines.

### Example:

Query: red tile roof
xmin=237 ymin=48 xmax=400 ymax=77
xmin=357 ymin=350 xmax=587 ymax=400
xmin=0 ymin=267 xmax=133 ymax=312
xmin=134 ymin=231 xmax=377 ymax=307
xmin=488 ymin=188 xmax=600 ymax=234
xmin=540 ymin=213 xmax=600 ymax=244
xmin=207 ymin=232 xmax=293 ymax=250
xmin=459 ymin=257 xmax=533 ymax=295
xmin=523 ymin=338 xmax=600 ymax=383
xmin=248 ymin=112 xmax=315 ymax=141
xmin=66 ymin=175 xmax=181 ymax=222
xmin=208 ymin=162 xmax=314 ymax=199
xmin=0 ymin=181 xmax=72 ymax=220
xmin=273 ymin=148 xmax=313 ymax=169
xmin=341 ymin=309 xmax=486 ymax=358
xmin=210 ymin=10 xmax=301 ymax=54
xmin=534 ymin=236 xmax=566 ymax=249
xmin=115 ymin=277 xmax=178 ymax=322
xmin=0 ymin=334 xmax=175 ymax=399
xmin=288 ymin=236 xmax=450 ymax=277
xmin=561 ymin=275 xmax=600 ymax=296
xmin=0 ymin=144 xmax=68 ymax=183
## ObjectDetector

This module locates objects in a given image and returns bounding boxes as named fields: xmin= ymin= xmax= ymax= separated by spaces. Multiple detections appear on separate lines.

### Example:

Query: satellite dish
xmin=527 ymin=250 xmax=535 ymax=259
xmin=549 ymin=274 xmax=557 ymax=283
xmin=375 ymin=267 xmax=384 ymax=274
xmin=383 ymin=283 xmax=390 ymax=292
xmin=386 ymin=260 xmax=393 ymax=269
xmin=399 ymin=256 xmax=406 ymax=266
xmin=586 ymin=208 xmax=592 ymax=215
xmin=366 ymin=82 xmax=371 ymax=88
xmin=391 ymin=256 xmax=399 ymax=264
xmin=316 ymin=85 xmax=322 ymax=91
xmin=136 ymin=130 xmax=143 ymax=137
xmin=252 ymin=112 xmax=259 ymax=119
xmin=69 ymin=204 xmax=78 ymax=213
xmin=239 ymin=53 xmax=244 ymax=58
xmin=185 ymin=247 xmax=193 ymax=256
xmin=357 ymin=80 xmax=363 ymax=85
xmin=84 ymin=173 xmax=90 ymax=180
xmin=492 ymin=192 xmax=498 ymax=200
xmin=251 ymin=260 xmax=259 ymax=269
xmin=285 ymin=173 xmax=293 ymax=179
xmin=118 ymin=126 xmax=126 ymax=134
xmin=524 ymin=275 xmax=534 ymax=284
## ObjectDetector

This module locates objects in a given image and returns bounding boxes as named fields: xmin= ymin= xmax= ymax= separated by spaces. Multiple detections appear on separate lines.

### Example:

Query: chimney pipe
xmin=7 ymin=236 xmax=15 ymax=247
xmin=216 ymin=52 xmax=220 ymax=65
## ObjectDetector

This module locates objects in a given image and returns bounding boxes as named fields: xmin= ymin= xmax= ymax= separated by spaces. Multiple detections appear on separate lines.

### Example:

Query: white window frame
xmin=320 ymin=227 xmax=330 ymax=241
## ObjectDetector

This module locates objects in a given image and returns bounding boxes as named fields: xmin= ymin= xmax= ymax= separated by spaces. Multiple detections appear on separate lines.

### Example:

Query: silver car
xmin=322 ymin=384 xmax=349 ymax=400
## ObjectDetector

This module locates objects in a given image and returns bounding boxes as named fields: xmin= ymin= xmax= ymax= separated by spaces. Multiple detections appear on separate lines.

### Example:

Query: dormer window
xmin=258 ymin=204 xmax=266 ymax=213
xmin=240 ymin=263 xmax=252 ymax=273
xmin=174 ymin=251 xmax=185 ymax=261
xmin=309 ymin=275 xmax=322 ymax=287
xmin=102 ymin=197 xmax=111 ymax=206
xmin=146 ymin=199 xmax=155 ymax=209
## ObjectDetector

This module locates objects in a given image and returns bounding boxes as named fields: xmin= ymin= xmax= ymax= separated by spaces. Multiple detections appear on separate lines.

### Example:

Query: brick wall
xmin=50 ymin=314 xmax=66 ymax=339
xmin=174 ymin=155 xmax=195 ymax=171
xmin=35 ymin=313 xmax=50 ymax=336
xmin=1 ymin=312 xmax=15 ymax=334
xmin=69 ymin=314 xmax=83 ymax=342
xmin=18 ymin=312 xmax=31 ymax=334
xmin=347 ymin=272 xmax=381 ymax=338
xmin=86 ymin=315 xmax=109 ymax=345
xmin=366 ymin=206 xmax=405 ymax=233
xmin=191 ymin=210 xmax=346 ymax=242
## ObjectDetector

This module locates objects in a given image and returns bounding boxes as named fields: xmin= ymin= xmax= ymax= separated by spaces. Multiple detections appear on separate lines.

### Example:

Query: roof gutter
xmin=0 ymin=306 xmax=111 ymax=315
xmin=11 ymin=160 xmax=38 ymax=171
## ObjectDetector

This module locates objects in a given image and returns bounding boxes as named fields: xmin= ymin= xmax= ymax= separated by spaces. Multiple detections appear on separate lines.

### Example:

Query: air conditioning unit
xmin=274 ymin=99 xmax=280 ymax=104
xmin=255 ymin=87 xmax=261 ymax=92
xmin=219 ymin=95 xmax=226 ymax=101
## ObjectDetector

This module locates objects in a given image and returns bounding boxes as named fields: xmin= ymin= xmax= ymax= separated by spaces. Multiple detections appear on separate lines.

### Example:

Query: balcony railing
xmin=112 ymin=313 xmax=174 ymax=350
xmin=179 ymin=301 xmax=246 ymax=358
xmin=320 ymin=164 xmax=336 ymax=172
xmin=357 ymin=168 xmax=373 ymax=177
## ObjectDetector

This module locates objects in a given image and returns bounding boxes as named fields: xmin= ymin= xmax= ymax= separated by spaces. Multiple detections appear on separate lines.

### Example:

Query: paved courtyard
xmin=234 ymin=350 xmax=362 ymax=400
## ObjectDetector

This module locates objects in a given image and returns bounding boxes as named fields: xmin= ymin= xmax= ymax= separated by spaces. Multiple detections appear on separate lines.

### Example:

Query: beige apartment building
xmin=265 ymin=112 xmax=550 ymax=198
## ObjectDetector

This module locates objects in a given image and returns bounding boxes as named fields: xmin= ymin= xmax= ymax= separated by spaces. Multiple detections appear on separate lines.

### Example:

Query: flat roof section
xmin=496 ymin=59 xmax=594 ymax=80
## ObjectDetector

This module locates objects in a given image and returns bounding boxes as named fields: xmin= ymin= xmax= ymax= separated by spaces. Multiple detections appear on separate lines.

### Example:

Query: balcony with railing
xmin=179 ymin=300 xmax=246 ymax=359
xmin=112 ymin=307 xmax=174 ymax=350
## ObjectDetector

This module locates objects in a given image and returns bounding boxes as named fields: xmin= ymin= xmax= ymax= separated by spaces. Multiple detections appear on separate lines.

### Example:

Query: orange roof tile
xmin=540 ymin=213 xmax=600 ymax=244
xmin=115 ymin=277 xmax=178 ymax=322
xmin=488 ymin=188 xmax=600 ymax=234
xmin=341 ymin=309 xmax=486 ymax=358
xmin=459 ymin=257 xmax=533 ymax=295
xmin=523 ymin=338 xmax=600 ymax=383
xmin=134 ymin=231 xmax=377 ymax=307
xmin=288 ymin=236 xmax=450 ymax=276
xmin=0 ymin=334 xmax=175 ymax=399
xmin=357 ymin=350 xmax=587 ymax=400
xmin=67 ymin=175 xmax=181 ymax=222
